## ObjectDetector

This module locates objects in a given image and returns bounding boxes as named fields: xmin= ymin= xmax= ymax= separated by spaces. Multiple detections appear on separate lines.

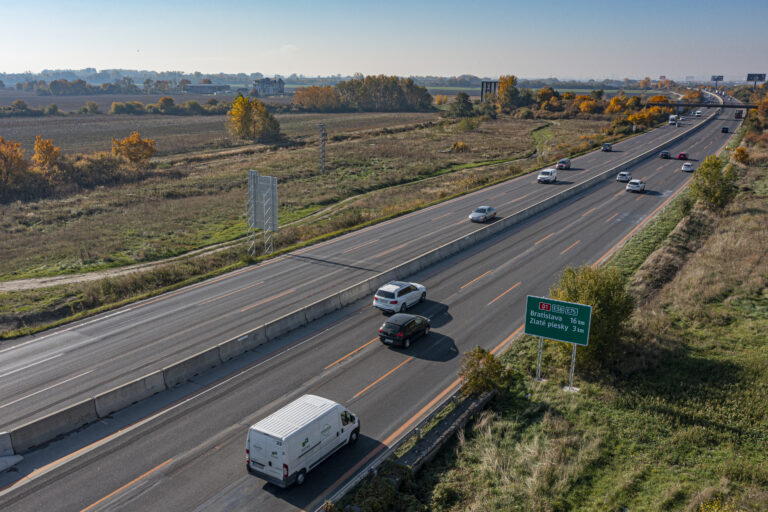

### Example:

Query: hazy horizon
xmin=2 ymin=0 xmax=765 ymax=82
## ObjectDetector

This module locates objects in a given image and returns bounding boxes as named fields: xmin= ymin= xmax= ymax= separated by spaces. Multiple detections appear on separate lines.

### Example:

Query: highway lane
xmin=0 ymin=110 xmax=723 ymax=432
xmin=0 ymin=102 xmax=738 ymax=511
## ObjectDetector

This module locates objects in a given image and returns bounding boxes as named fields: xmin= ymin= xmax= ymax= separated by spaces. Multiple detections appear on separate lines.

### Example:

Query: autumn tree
xmin=0 ymin=137 xmax=29 ymax=192
xmin=497 ymin=74 xmax=520 ymax=108
xmin=605 ymin=94 xmax=628 ymax=114
xmin=227 ymin=94 xmax=281 ymax=141
xmin=200 ymin=78 xmax=212 ymax=84
xmin=536 ymin=86 xmax=558 ymax=104
xmin=31 ymin=135 xmax=62 ymax=182
xmin=292 ymin=86 xmax=342 ymax=111
xmin=639 ymin=77 xmax=652 ymax=89
xmin=156 ymin=96 xmax=177 ymax=113
xmin=111 ymin=131 xmax=156 ymax=165
xmin=579 ymin=99 xmax=599 ymax=113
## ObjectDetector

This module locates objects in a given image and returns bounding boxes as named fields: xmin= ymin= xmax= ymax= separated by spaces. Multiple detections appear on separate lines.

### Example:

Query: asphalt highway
xmin=0 ymin=102 xmax=724 ymax=432
xmin=0 ymin=100 xmax=741 ymax=511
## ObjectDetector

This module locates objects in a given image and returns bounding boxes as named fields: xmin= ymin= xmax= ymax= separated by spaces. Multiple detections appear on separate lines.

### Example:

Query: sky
xmin=2 ymin=0 xmax=766 ymax=81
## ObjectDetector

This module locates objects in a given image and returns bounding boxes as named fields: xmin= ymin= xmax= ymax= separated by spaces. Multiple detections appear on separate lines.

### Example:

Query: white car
xmin=626 ymin=179 xmax=646 ymax=193
xmin=373 ymin=281 xmax=426 ymax=313
xmin=681 ymin=162 xmax=694 ymax=172
xmin=616 ymin=171 xmax=632 ymax=183
xmin=695 ymin=111 xmax=702 ymax=117
xmin=679 ymin=116 xmax=686 ymax=121
xmin=468 ymin=206 xmax=496 ymax=223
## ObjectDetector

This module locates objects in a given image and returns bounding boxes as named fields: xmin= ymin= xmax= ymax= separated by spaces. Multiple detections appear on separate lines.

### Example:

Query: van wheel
xmin=404 ymin=337 xmax=410 ymax=349
xmin=419 ymin=292 xmax=426 ymax=303
xmin=350 ymin=429 xmax=359 ymax=444
xmin=296 ymin=470 xmax=306 ymax=486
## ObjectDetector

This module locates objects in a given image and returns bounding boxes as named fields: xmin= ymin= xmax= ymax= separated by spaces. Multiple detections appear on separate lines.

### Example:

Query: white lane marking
xmin=0 ymin=353 xmax=63 ymax=379
xmin=0 ymin=370 xmax=94 ymax=411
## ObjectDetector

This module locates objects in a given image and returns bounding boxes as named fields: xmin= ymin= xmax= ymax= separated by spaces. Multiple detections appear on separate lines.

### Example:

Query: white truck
xmin=246 ymin=395 xmax=359 ymax=487
xmin=668 ymin=114 xmax=678 ymax=125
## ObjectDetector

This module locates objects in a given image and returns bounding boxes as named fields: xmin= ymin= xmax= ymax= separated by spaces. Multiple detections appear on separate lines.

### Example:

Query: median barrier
xmin=218 ymin=327 xmax=267 ymax=361
xmin=338 ymin=281 xmax=375 ymax=307
xmin=0 ymin=432 xmax=12 ymax=456
xmin=162 ymin=346 xmax=223 ymax=388
xmin=10 ymin=398 xmax=98 ymax=454
xmin=94 ymin=371 xmax=166 ymax=418
xmin=394 ymin=259 xmax=424 ymax=281
xmin=264 ymin=309 xmax=309 ymax=341
xmin=304 ymin=294 xmax=344 ymax=323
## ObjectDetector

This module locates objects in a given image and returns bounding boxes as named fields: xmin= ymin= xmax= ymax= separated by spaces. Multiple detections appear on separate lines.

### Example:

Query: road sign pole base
xmin=562 ymin=386 xmax=580 ymax=393
xmin=534 ymin=377 xmax=547 ymax=383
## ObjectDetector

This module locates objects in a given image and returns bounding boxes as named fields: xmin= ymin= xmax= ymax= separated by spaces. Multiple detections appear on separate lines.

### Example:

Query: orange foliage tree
xmin=292 ymin=86 xmax=342 ymax=111
xmin=111 ymin=131 xmax=156 ymax=165
xmin=32 ymin=135 xmax=63 ymax=183
xmin=605 ymin=94 xmax=628 ymax=114
xmin=639 ymin=77 xmax=652 ymax=89
xmin=0 ymin=136 xmax=29 ymax=192
xmin=579 ymin=99 xmax=599 ymax=113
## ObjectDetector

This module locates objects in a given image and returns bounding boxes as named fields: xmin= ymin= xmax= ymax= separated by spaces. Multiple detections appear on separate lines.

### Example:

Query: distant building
xmin=185 ymin=84 xmax=231 ymax=94
xmin=252 ymin=78 xmax=285 ymax=96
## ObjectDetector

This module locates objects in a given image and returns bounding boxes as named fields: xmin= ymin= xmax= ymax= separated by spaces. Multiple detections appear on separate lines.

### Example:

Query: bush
xmin=451 ymin=141 xmax=470 ymax=153
xmin=459 ymin=346 xmax=509 ymax=398
xmin=690 ymin=155 xmax=737 ymax=211
xmin=550 ymin=265 xmax=635 ymax=372
xmin=514 ymin=107 xmax=534 ymax=119
xmin=454 ymin=117 xmax=481 ymax=132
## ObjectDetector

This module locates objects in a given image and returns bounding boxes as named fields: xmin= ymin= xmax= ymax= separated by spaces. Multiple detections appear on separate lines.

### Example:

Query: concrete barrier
xmin=0 ymin=432 xmax=12 ymax=457
xmin=264 ymin=309 xmax=309 ymax=341
xmin=304 ymin=295 xmax=343 ymax=323
xmin=218 ymin=327 xmax=267 ymax=361
xmin=338 ymin=281 xmax=374 ymax=307
xmin=162 ymin=346 xmax=223 ymax=389
xmin=11 ymin=398 xmax=98 ymax=454
xmin=94 ymin=371 xmax=167 ymax=418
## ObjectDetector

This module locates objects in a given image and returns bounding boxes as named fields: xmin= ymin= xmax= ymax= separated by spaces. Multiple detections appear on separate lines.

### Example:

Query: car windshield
xmin=381 ymin=322 xmax=400 ymax=335
xmin=377 ymin=290 xmax=395 ymax=299
xmin=473 ymin=207 xmax=487 ymax=213
xmin=541 ymin=170 xmax=551 ymax=175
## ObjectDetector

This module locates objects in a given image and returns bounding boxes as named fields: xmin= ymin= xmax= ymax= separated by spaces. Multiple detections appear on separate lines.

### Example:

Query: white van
xmin=537 ymin=168 xmax=557 ymax=183
xmin=668 ymin=114 xmax=678 ymax=125
xmin=246 ymin=395 xmax=359 ymax=487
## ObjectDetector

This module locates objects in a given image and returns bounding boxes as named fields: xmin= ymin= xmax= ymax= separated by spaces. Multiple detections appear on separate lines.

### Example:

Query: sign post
xmin=535 ymin=337 xmax=544 ymax=381
xmin=524 ymin=296 xmax=592 ymax=392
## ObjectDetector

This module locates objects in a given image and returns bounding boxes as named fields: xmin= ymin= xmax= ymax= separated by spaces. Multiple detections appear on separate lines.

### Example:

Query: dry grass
xmin=0 ymin=117 xmax=604 ymax=281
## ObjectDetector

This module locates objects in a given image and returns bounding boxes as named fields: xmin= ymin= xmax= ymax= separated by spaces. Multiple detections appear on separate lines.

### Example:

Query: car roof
xmin=474 ymin=205 xmax=492 ymax=210
xmin=558 ymin=158 xmax=569 ymax=162
xmin=378 ymin=281 xmax=410 ymax=292
xmin=629 ymin=179 xmax=642 ymax=184
xmin=386 ymin=313 xmax=420 ymax=325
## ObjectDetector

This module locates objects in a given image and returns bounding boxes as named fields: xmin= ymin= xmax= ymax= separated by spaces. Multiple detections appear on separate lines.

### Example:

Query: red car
xmin=677 ymin=152 xmax=688 ymax=160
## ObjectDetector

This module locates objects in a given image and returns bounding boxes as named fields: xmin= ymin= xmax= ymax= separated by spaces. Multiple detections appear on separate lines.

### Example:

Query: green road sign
xmin=524 ymin=296 xmax=592 ymax=346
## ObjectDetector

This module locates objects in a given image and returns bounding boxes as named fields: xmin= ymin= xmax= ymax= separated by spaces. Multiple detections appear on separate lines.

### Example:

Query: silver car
xmin=616 ymin=171 xmax=632 ymax=183
xmin=468 ymin=206 xmax=496 ymax=223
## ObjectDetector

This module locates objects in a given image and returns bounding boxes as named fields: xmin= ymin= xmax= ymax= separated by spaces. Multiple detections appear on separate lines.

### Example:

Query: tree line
xmin=0 ymin=97 xmax=230 ymax=118
xmin=292 ymin=75 xmax=433 ymax=112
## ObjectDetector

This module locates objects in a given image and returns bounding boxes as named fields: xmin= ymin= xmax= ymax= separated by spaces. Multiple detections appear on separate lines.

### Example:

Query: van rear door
xmin=249 ymin=430 xmax=285 ymax=481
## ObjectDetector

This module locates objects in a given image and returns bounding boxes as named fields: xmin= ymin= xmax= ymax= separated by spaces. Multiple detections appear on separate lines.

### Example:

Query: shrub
xmin=111 ymin=131 xmax=157 ymax=165
xmin=451 ymin=141 xmax=470 ymax=153
xmin=550 ymin=265 xmax=634 ymax=372
xmin=732 ymin=146 xmax=749 ymax=165
xmin=690 ymin=155 xmax=737 ymax=211
xmin=459 ymin=346 xmax=509 ymax=398
xmin=454 ymin=117 xmax=481 ymax=132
